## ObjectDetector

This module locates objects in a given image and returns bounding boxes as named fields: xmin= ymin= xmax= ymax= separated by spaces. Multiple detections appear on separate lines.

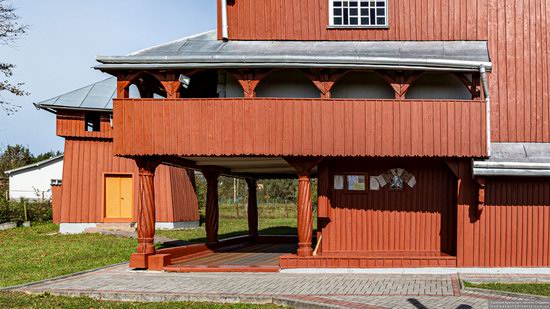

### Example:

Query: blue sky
xmin=0 ymin=0 xmax=216 ymax=154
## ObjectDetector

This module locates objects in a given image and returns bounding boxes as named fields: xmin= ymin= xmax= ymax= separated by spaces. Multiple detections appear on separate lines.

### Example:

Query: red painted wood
xmin=51 ymin=185 xmax=62 ymax=224
xmin=113 ymin=98 xmax=487 ymax=158
xmin=59 ymin=138 xmax=198 ymax=224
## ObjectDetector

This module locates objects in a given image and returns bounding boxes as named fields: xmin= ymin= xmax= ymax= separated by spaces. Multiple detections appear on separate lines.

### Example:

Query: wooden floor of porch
xmin=164 ymin=242 xmax=297 ymax=273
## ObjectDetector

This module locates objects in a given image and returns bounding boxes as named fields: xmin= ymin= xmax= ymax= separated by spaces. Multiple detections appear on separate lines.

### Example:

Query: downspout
xmin=221 ymin=0 xmax=229 ymax=41
xmin=479 ymin=65 xmax=491 ymax=157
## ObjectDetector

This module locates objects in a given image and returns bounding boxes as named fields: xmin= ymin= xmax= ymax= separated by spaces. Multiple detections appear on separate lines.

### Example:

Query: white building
xmin=5 ymin=155 xmax=63 ymax=201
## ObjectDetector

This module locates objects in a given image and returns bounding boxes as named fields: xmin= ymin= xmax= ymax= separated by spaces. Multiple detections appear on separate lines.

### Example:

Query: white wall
xmin=331 ymin=72 xmax=395 ymax=99
xmin=406 ymin=73 xmax=472 ymax=100
xmin=8 ymin=159 xmax=63 ymax=201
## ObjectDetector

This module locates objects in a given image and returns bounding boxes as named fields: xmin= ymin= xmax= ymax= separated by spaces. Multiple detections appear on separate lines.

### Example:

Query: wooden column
xmin=203 ymin=170 xmax=220 ymax=245
xmin=285 ymin=157 xmax=323 ymax=257
xmin=130 ymin=158 xmax=160 ymax=269
xmin=246 ymin=178 xmax=259 ymax=238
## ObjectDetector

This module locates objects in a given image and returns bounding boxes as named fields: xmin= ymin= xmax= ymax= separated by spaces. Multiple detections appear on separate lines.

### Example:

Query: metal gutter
xmin=221 ymin=0 xmax=229 ymax=40
xmin=35 ymin=103 xmax=112 ymax=113
xmin=473 ymin=168 xmax=550 ymax=177
xmin=473 ymin=161 xmax=550 ymax=177
xmin=479 ymin=65 xmax=491 ymax=157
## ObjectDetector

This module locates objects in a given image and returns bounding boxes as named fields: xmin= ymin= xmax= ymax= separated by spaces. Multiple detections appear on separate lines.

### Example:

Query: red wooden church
xmin=76 ymin=0 xmax=550 ymax=269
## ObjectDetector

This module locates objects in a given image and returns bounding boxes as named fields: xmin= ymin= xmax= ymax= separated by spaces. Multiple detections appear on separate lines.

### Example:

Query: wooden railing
xmin=113 ymin=98 xmax=487 ymax=157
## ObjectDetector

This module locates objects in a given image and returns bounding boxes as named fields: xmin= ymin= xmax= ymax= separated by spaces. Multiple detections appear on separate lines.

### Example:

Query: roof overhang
xmin=4 ymin=155 xmax=64 ymax=175
xmin=96 ymin=31 xmax=492 ymax=72
xmin=473 ymin=143 xmax=550 ymax=177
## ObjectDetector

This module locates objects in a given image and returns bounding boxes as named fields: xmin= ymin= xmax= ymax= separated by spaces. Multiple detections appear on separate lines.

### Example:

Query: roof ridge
xmin=4 ymin=155 xmax=64 ymax=175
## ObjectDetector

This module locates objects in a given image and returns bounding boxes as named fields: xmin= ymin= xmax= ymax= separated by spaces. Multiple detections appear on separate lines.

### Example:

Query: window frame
xmin=328 ymin=0 xmax=390 ymax=29
xmin=333 ymin=172 xmax=369 ymax=194
xmin=84 ymin=112 xmax=101 ymax=132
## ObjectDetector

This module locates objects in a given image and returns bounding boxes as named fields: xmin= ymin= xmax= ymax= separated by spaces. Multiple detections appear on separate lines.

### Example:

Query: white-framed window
xmin=329 ymin=1 xmax=388 ymax=28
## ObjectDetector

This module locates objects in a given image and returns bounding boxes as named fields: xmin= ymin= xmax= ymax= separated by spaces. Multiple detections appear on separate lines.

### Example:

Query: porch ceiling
xmin=180 ymin=157 xmax=314 ymax=178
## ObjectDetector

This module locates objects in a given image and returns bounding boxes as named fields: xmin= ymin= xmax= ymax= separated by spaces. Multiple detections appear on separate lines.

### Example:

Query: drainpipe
xmin=221 ymin=0 xmax=229 ymax=41
xmin=479 ymin=65 xmax=491 ymax=157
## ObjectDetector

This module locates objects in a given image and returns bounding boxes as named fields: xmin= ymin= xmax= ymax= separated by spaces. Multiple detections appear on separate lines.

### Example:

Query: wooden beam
xmin=203 ymin=170 xmax=221 ymax=245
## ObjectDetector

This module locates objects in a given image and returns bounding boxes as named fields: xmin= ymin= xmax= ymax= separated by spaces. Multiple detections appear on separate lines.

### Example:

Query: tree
xmin=0 ymin=0 xmax=28 ymax=114
xmin=0 ymin=144 xmax=34 ymax=197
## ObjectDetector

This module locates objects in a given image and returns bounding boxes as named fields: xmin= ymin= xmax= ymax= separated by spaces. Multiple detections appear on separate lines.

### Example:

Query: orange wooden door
xmin=104 ymin=175 xmax=133 ymax=220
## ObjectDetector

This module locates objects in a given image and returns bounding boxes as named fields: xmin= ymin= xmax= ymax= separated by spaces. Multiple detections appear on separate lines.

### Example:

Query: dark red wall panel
xmin=113 ymin=98 xmax=487 ymax=158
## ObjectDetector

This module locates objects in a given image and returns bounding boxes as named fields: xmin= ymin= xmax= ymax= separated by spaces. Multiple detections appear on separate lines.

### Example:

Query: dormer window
xmin=330 ymin=1 xmax=388 ymax=28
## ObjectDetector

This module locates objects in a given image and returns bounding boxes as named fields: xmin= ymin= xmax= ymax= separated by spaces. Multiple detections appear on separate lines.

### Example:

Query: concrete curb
xmin=462 ymin=286 xmax=550 ymax=302
xmin=273 ymin=297 xmax=348 ymax=309
xmin=0 ymin=262 xmax=128 ymax=292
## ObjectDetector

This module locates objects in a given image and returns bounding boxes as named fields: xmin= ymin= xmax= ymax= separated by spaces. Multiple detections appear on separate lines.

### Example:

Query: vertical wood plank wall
xmin=59 ymin=138 xmax=199 ymax=224
xmin=223 ymin=0 xmax=550 ymax=143
xmin=51 ymin=185 xmax=62 ymax=224
xmin=323 ymin=158 xmax=457 ymax=254
xmin=458 ymin=172 xmax=550 ymax=267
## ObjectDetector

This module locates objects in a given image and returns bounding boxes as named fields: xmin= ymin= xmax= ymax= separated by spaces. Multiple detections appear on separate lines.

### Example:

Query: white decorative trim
xmin=281 ymin=268 xmax=550 ymax=275
xmin=59 ymin=223 xmax=98 ymax=234
xmin=155 ymin=221 xmax=200 ymax=230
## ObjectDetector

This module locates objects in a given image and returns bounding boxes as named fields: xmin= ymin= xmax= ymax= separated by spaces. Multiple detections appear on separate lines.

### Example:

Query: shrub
xmin=0 ymin=199 xmax=52 ymax=225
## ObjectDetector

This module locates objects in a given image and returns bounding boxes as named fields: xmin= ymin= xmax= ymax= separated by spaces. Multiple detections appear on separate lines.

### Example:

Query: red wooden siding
xmin=60 ymin=138 xmax=199 ymax=224
xmin=458 ymin=175 xmax=550 ymax=267
xmin=57 ymin=111 xmax=113 ymax=139
xmin=113 ymin=98 xmax=487 ymax=158
xmin=221 ymin=0 xmax=550 ymax=143
xmin=322 ymin=158 xmax=456 ymax=254
xmin=51 ymin=185 xmax=62 ymax=224
xmin=223 ymin=0 xmax=488 ymax=41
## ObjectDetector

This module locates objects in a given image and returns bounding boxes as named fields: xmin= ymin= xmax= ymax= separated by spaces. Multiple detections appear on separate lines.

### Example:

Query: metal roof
xmin=96 ymin=30 xmax=492 ymax=72
xmin=4 ymin=155 xmax=64 ymax=175
xmin=35 ymin=77 xmax=139 ymax=112
xmin=473 ymin=143 xmax=550 ymax=177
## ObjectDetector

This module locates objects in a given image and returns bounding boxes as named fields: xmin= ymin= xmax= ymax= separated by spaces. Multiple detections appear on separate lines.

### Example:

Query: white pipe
xmin=480 ymin=65 xmax=491 ymax=157
xmin=221 ymin=0 xmax=229 ymax=40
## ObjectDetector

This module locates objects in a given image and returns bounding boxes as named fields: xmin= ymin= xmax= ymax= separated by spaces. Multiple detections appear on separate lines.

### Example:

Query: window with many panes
xmin=330 ymin=1 xmax=388 ymax=27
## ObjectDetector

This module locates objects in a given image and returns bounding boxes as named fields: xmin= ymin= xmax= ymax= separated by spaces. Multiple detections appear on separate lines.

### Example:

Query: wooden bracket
xmin=229 ymin=69 xmax=272 ymax=98
xmin=454 ymin=72 xmax=481 ymax=99
xmin=376 ymin=71 xmax=424 ymax=99
xmin=284 ymin=157 xmax=324 ymax=177
xmin=302 ymin=69 xmax=347 ymax=98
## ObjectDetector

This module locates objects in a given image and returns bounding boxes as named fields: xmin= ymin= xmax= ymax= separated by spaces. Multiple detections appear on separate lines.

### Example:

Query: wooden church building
xmin=48 ymin=0 xmax=550 ymax=269
xmin=36 ymin=78 xmax=199 ymax=234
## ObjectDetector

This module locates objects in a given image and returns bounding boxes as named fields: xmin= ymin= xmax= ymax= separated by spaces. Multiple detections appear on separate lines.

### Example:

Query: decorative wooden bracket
xmin=475 ymin=177 xmax=486 ymax=220
xmin=454 ymin=73 xmax=481 ymax=99
xmin=116 ymin=72 xmax=142 ymax=99
xmin=376 ymin=71 xmax=424 ymax=100
xmin=284 ymin=157 xmax=324 ymax=177
xmin=229 ymin=69 xmax=272 ymax=98
xmin=116 ymin=71 xmax=200 ymax=99
xmin=302 ymin=69 xmax=347 ymax=98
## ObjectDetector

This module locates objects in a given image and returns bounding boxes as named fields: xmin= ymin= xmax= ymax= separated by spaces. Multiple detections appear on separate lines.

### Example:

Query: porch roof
xmin=96 ymin=30 xmax=492 ymax=72
xmin=473 ymin=143 xmax=550 ymax=177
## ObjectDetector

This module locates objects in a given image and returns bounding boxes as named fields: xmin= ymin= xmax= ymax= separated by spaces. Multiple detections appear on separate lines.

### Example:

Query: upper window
xmin=85 ymin=112 xmax=101 ymax=132
xmin=330 ymin=1 xmax=388 ymax=28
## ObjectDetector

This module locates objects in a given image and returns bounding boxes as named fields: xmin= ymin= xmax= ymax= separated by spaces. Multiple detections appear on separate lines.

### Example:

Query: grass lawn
xmin=464 ymin=282 xmax=550 ymax=297
xmin=0 ymin=223 xmax=136 ymax=288
xmin=0 ymin=292 xmax=279 ymax=309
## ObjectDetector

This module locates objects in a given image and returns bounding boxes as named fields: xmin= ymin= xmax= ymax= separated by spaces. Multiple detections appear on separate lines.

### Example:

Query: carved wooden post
xmin=246 ymin=178 xmax=259 ymax=238
xmin=203 ymin=170 xmax=220 ymax=245
xmin=130 ymin=158 xmax=160 ymax=269
xmin=285 ymin=157 xmax=323 ymax=257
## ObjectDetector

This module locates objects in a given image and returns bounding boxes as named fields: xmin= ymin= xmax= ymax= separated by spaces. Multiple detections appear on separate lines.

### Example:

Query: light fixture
xmin=179 ymin=74 xmax=191 ymax=89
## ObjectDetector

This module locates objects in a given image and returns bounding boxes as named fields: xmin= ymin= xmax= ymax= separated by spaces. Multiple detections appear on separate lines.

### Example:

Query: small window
xmin=85 ymin=112 xmax=101 ymax=132
xmin=330 ymin=1 xmax=388 ymax=28
xmin=51 ymin=179 xmax=62 ymax=186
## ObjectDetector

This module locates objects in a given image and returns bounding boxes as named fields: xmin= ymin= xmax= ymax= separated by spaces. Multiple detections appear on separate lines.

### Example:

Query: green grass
xmin=0 ymin=223 xmax=135 ymax=288
xmin=0 ymin=292 xmax=278 ymax=309
xmin=464 ymin=282 xmax=550 ymax=297
xmin=157 ymin=203 xmax=315 ymax=244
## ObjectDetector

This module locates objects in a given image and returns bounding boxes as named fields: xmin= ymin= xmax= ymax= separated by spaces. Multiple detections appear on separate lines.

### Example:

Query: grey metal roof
xmin=473 ymin=143 xmax=550 ymax=177
xmin=96 ymin=30 xmax=492 ymax=72
xmin=35 ymin=77 xmax=139 ymax=112
xmin=4 ymin=155 xmax=64 ymax=175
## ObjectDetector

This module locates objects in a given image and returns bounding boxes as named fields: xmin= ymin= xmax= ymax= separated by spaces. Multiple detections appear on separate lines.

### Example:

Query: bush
xmin=0 ymin=199 xmax=52 ymax=225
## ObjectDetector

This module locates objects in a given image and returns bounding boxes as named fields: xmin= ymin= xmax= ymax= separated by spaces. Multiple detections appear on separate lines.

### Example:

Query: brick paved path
xmin=14 ymin=264 xmax=550 ymax=308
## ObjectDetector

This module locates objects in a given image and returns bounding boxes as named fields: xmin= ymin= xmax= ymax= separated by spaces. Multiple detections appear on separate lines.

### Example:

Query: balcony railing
xmin=113 ymin=98 xmax=487 ymax=158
